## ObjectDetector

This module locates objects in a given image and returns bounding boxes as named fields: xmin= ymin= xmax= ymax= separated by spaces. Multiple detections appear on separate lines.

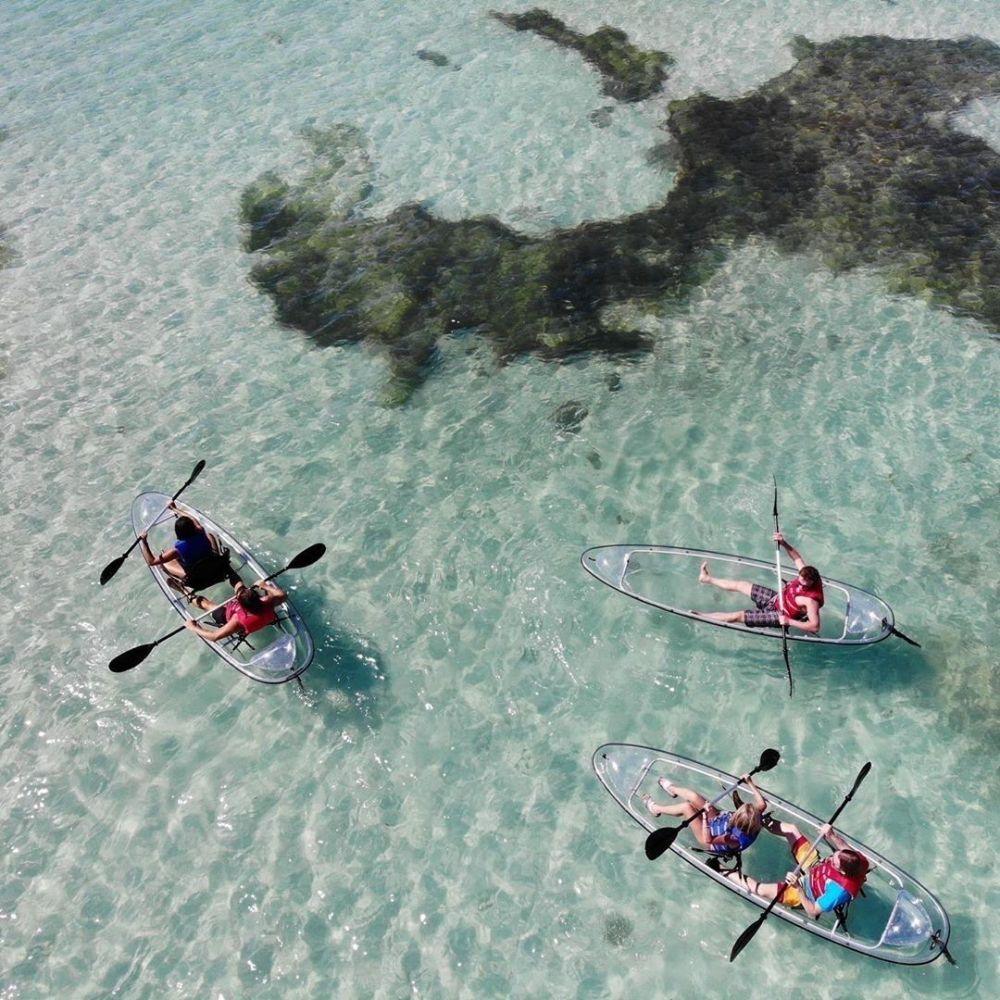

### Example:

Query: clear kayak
xmin=593 ymin=743 xmax=951 ymax=966
xmin=131 ymin=492 xmax=315 ymax=685
xmin=581 ymin=545 xmax=894 ymax=645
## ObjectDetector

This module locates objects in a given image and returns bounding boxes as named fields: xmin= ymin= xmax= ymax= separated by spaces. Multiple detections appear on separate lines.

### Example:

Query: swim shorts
xmin=777 ymin=836 xmax=821 ymax=907
xmin=744 ymin=584 xmax=780 ymax=628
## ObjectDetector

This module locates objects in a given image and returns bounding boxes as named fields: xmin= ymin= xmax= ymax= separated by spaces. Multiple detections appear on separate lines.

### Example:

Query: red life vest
xmin=808 ymin=856 xmax=867 ymax=902
xmin=780 ymin=577 xmax=824 ymax=620
xmin=225 ymin=598 xmax=278 ymax=636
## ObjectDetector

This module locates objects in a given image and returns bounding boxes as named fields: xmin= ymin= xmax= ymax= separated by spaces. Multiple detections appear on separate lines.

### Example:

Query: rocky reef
xmin=241 ymin=24 xmax=1000 ymax=401
xmin=491 ymin=8 xmax=673 ymax=102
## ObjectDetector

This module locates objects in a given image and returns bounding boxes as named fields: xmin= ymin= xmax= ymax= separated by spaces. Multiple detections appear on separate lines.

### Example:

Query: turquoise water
xmin=2 ymin=1 xmax=998 ymax=996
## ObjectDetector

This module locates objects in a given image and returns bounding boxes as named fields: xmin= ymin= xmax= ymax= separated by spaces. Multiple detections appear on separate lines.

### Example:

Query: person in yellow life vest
xmin=725 ymin=821 xmax=870 ymax=919
xmin=183 ymin=579 xmax=287 ymax=642
xmin=692 ymin=532 xmax=824 ymax=634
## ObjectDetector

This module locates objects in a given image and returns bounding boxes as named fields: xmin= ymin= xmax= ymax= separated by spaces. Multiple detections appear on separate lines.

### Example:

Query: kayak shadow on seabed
xmin=686 ymin=619 xmax=937 ymax=696
xmin=292 ymin=591 xmax=389 ymax=729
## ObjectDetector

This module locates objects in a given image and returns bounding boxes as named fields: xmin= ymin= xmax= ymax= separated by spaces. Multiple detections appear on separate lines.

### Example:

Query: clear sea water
xmin=1 ymin=1 xmax=998 ymax=996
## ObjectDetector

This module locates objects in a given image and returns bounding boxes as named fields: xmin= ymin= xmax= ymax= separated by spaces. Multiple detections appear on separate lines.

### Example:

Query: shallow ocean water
xmin=1 ymin=1 xmax=998 ymax=997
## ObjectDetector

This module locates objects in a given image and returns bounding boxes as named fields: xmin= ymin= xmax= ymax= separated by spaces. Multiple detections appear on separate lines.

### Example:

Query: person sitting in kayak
xmin=726 ymin=820 xmax=869 ymax=920
xmin=642 ymin=774 xmax=768 ymax=855
xmin=182 ymin=579 xmax=287 ymax=642
xmin=139 ymin=503 xmax=233 ymax=589
xmin=692 ymin=532 xmax=823 ymax=634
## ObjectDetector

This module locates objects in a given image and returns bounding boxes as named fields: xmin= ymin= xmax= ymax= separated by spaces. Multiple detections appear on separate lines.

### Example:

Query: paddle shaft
xmin=101 ymin=461 xmax=205 ymax=584
xmin=150 ymin=561 xmax=296 ymax=648
xmin=756 ymin=763 xmax=871 ymax=920
xmin=772 ymin=478 xmax=794 ymax=697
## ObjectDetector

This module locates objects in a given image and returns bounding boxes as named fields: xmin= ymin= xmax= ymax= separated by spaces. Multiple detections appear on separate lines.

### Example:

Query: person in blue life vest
xmin=692 ymin=532 xmax=824 ymax=634
xmin=725 ymin=820 xmax=870 ymax=919
xmin=138 ymin=502 xmax=232 ymax=589
xmin=642 ymin=773 xmax=769 ymax=855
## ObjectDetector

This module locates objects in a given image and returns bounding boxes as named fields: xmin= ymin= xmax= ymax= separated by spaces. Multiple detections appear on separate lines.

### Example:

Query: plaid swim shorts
xmin=744 ymin=583 xmax=780 ymax=628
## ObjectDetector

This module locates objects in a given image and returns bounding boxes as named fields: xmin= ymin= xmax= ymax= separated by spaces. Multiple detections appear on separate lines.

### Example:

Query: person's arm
xmin=774 ymin=531 xmax=805 ymax=570
xmin=779 ymin=598 xmax=821 ymax=634
xmin=184 ymin=616 xmax=242 ymax=642
xmin=139 ymin=531 xmax=178 ymax=568
xmin=255 ymin=580 xmax=287 ymax=604
xmin=782 ymin=871 xmax=825 ymax=920
xmin=168 ymin=501 xmax=204 ymax=534
xmin=742 ymin=773 xmax=768 ymax=813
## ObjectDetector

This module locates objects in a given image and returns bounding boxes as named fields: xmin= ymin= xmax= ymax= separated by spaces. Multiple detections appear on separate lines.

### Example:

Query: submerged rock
xmin=416 ymin=49 xmax=451 ymax=68
xmin=604 ymin=913 xmax=633 ymax=946
xmin=241 ymin=31 xmax=1000 ymax=402
xmin=588 ymin=105 xmax=615 ymax=128
xmin=491 ymin=8 xmax=673 ymax=102
xmin=552 ymin=400 xmax=588 ymax=432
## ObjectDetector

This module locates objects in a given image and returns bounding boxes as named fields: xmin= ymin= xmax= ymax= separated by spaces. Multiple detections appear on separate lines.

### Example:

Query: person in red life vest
xmin=182 ymin=579 xmax=286 ymax=642
xmin=691 ymin=531 xmax=824 ymax=634
xmin=724 ymin=821 xmax=870 ymax=919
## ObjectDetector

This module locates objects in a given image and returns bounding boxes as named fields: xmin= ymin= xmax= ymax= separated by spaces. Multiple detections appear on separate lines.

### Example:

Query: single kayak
xmin=581 ymin=545 xmax=894 ymax=645
xmin=593 ymin=743 xmax=951 ymax=966
xmin=131 ymin=492 xmax=315 ymax=684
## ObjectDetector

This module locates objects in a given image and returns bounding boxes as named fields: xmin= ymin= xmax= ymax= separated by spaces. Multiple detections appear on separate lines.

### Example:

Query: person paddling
xmin=182 ymin=579 xmax=287 ymax=643
xmin=139 ymin=502 xmax=233 ymax=589
xmin=642 ymin=774 xmax=768 ymax=856
xmin=725 ymin=820 xmax=869 ymax=920
xmin=692 ymin=532 xmax=823 ymax=635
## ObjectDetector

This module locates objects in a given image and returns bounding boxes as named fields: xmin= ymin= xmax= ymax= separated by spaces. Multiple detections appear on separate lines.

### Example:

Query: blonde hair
xmin=731 ymin=803 xmax=763 ymax=836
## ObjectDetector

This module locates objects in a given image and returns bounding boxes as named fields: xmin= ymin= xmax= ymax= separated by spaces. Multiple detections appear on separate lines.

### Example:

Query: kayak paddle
xmin=645 ymin=748 xmax=781 ymax=860
xmin=729 ymin=761 xmax=872 ymax=962
xmin=772 ymin=476 xmax=794 ymax=698
xmin=100 ymin=460 xmax=206 ymax=585
xmin=108 ymin=542 xmax=326 ymax=673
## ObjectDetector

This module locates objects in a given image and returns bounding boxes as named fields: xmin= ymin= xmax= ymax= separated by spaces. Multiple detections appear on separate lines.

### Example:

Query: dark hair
xmin=800 ymin=565 xmax=821 ymax=587
xmin=174 ymin=515 xmax=198 ymax=539
xmin=839 ymin=849 xmax=866 ymax=878
xmin=236 ymin=586 xmax=266 ymax=612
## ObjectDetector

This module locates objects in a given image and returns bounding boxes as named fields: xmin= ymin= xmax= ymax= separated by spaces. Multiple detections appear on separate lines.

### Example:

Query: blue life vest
xmin=174 ymin=532 xmax=213 ymax=570
xmin=708 ymin=811 xmax=757 ymax=853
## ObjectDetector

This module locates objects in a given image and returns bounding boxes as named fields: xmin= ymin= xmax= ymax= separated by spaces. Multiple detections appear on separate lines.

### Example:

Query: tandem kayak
xmin=593 ymin=743 xmax=951 ymax=966
xmin=581 ymin=545 xmax=895 ymax=645
xmin=131 ymin=492 xmax=315 ymax=684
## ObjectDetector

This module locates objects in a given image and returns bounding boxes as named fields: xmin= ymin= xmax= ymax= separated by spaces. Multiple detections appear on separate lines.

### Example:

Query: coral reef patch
xmin=241 ymin=28 xmax=1000 ymax=402
xmin=491 ymin=8 xmax=673 ymax=103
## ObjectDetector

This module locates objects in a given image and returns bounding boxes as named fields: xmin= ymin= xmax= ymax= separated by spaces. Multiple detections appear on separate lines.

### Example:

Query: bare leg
xmin=725 ymin=871 xmax=782 ymax=901
xmin=698 ymin=561 xmax=754 ymax=598
xmin=690 ymin=610 xmax=748 ymax=624
xmin=161 ymin=558 xmax=188 ymax=581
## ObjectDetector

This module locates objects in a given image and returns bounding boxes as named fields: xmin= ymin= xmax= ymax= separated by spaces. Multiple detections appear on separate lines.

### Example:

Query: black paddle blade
xmin=759 ymin=748 xmax=781 ymax=771
xmin=730 ymin=910 xmax=768 ymax=962
xmin=851 ymin=762 xmax=872 ymax=793
xmin=99 ymin=554 xmax=127 ymax=586
xmin=644 ymin=825 xmax=679 ymax=860
xmin=287 ymin=542 xmax=326 ymax=570
xmin=772 ymin=476 xmax=778 ymax=518
xmin=108 ymin=642 xmax=155 ymax=673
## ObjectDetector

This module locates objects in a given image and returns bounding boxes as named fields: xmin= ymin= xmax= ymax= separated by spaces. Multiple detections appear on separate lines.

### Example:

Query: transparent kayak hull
xmin=131 ymin=492 xmax=315 ymax=684
xmin=581 ymin=545 xmax=894 ymax=645
xmin=593 ymin=743 xmax=951 ymax=966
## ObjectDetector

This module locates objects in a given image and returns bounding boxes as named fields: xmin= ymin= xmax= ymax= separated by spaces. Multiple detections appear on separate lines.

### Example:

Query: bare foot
xmin=658 ymin=777 xmax=678 ymax=797
xmin=642 ymin=793 xmax=662 ymax=817
xmin=699 ymin=561 xmax=711 ymax=584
